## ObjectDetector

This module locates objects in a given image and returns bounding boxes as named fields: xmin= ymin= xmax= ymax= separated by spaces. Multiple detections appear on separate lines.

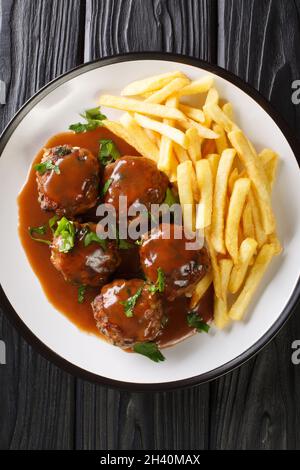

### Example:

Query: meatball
xmin=103 ymin=156 xmax=168 ymax=217
xmin=50 ymin=222 xmax=121 ymax=287
xmin=36 ymin=145 xmax=100 ymax=217
xmin=92 ymin=279 xmax=164 ymax=348
xmin=140 ymin=223 xmax=211 ymax=301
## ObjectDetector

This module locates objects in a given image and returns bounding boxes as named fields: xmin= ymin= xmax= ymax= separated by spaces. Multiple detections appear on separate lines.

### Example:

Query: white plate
xmin=0 ymin=54 xmax=299 ymax=390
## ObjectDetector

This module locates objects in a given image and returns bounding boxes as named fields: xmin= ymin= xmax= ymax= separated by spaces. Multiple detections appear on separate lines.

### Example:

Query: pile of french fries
xmin=98 ymin=70 xmax=282 ymax=328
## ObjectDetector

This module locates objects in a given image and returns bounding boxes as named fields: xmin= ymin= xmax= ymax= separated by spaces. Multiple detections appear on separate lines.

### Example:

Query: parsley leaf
xmin=148 ymin=267 xmax=165 ymax=294
xmin=100 ymin=178 xmax=112 ymax=197
xmin=78 ymin=285 xmax=86 ymax=304
xmin=55 ymin=146 xmax=71 ymax=157
xmin=69 ymin=106 xmax=107 ymax=133
xmin=98 ymin=139 xmax=120 ymax=165
xmin=54 ymin=217 xmax=75 ymax=253
xmin=48 ymin=214 xmax=59 ymax=233
xmin=187 ymin=312 xmax=210 ymax=333
xmin=120 ymin=287 xmax=143 ymax=318
xmin=133 ymin=342 xmax=165 ymax=363
xmin=84 ymin=230 xmax=107 ymax=250
xmin=34 ymin=160 xmax=60 ymax=175
xmin=28 ymin=225 xmax=51 ymax=245
xmin=163 ymin=187 xmax=179 ymax=206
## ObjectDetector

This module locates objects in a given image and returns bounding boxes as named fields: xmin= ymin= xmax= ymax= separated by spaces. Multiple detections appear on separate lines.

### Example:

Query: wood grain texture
xmin=0 ymin=0 xmax=85 ymax=449
xmin=84 ymin=0 xmax=217 ymax=62
xmin=209 ymin=0 xmax=300 ymax=450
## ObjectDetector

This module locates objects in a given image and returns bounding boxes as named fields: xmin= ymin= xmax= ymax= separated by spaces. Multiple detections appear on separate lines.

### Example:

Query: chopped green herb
xmin=120 ymin=287 xmax=143 ymax=318
xmin=48 ymin=214 xmax=59 ymax=233
xmin=100 ymin=178 xmax=113 ymax=197
xmin=133 ymin=342 xmax=165 ymax=363
xmin=98 ymin=139 xmax=120 ymax=165
xmin=187 ymin=312 xmax=210 ymax=333
xmin=135 ymin=239 xmax=143 ymax=246
xmin=84 ymin=230 xmax=107 ymax=250
xmin=163 ymin=187 xmax=179 ymax=207
xmin=113 ymin=227 xmax=133 ymax=250
xmin=28 ymin=225 xmax=51 ymax=245
xmin=148 ymin=267 xmax=165 ymax=294
xmin=78 ymin=285 xmax=86 ymax=304
xmin=54 ymin=217 xmax=75 ymax=253
xmin=69 ymin=106 xmax=107 ymax=133
xmin=34 ymin=160 xmax=60 ymax=175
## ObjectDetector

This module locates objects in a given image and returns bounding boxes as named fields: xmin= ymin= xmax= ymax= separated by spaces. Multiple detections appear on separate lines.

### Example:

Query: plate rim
xmin=0 ymin=51 xmax=299 ymax=391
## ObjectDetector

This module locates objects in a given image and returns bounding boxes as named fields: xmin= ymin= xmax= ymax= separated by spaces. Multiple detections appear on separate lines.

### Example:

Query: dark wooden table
xmin=0 ymin=0 xmax=300 ymax=450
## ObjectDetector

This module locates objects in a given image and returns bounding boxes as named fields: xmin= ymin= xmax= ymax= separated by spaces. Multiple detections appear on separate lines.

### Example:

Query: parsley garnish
xmin=69 ymin=106 xmax=107 ymax=133
xmin=28 ymin=225 xmax=51 ymax=245
xmin=148 ymin=267 xmax=165 ymax=294
xmin=34 ymin=160 xmax=60 ymax=175
xmin=55 ymin=146 xmax=71 ymax=157
xmin=98 ymin=139 xmax=120 ymax=165
xmin=54 ymin=217 xmax=75 ymax=253
xmin=48 ymin=214 xmax=59 ymax=233
xmin=84 ymin=230 xmax=107 ymax=250
xmin=135 ymin=239 xmax=143 ymax=246
xmin=120 ymin=287 xmax=143 ymax=318
xmin=187 ymin=312 xmax=210 ymax=333
xmin=133 ymin=342 xmax=165 ymax=363
xmin=100 ymin=178 xmax=112 ymax=197
xmin=78 ymin=285 xmax=86 ymax=304
xmin=163 ymin=187 xmax=179 ymax=206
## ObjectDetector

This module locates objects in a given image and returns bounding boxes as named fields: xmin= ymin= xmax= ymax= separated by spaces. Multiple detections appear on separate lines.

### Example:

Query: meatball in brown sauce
xmin=92 ymin=279 xmax=164 ymax=348
xmin=36 ymin=145 xmax=100 ymax=217
xmin=103 ymin=156 xmax=168 ymax=217
xmin=51 ymin=222 xmax=120 ymax=287
xmin=140 ymin=223 xmax=211 ymax=301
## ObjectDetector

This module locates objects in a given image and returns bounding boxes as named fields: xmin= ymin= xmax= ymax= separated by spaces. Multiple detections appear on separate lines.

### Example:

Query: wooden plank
xmin=84 ymin=0 xmax=217 ymax=62
xmin=210 ymin=0 xmax=300 ymax=450
xmin=75 ymin=0 xmax=217 ymax=450
xmin=0 ymin=0 xmax=85 ymax=449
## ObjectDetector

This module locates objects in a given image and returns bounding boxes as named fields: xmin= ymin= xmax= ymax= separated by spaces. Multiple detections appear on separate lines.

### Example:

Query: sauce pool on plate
xmin=18 ymin=127 xmax=213 ymax=347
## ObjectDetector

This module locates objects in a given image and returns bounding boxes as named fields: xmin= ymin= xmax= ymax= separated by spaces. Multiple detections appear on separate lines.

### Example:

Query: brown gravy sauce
xmin=18 ymin=127 xmax=213 ymax=348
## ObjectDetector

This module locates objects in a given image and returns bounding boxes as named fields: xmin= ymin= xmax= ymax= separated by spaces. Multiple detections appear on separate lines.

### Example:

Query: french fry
xmin=102 ymin=120 xmax=141 ymax=154
xmin=204 ymin=103 xmax=238 ymax=133
xmin=213 ymin=123 xmax=228 ymax=155
xmin=248 ymin=190 xmax=267 ymax=247
xmin=145 ymin=129 xmax=161 ymax=147
xmin=119 ymin=113 xmax=159 ymax=161
xmin=203 ymin=87 xmax=219 ymax=128
xmin=214 ymin=258 xmax=233 ymax=328
xmin=99 ymin=95 xmax=186 ymax=121
xmin=205 ymin=228 xmax=222 ymax=299
xmin=177 ymin=161 xmax=196 ymax=233
xmin=259 ymin=148 xmax=278 ymax=193
xmin=121 ymin=71 xmax=186 ymax=96
xmin=190 ymin=271 xmax=213 ymax=309
xmin=228 ymin=130 xmax=275 ymax=234
xmin=180 ymin=118 xmax=220 ymax=139
xmin=157 ymin=135 xmax=177 ymax=181
xmin=228 ymin=168 xmax=239 ymax=195
xmin=207 ymin=154 xmax=220 ymax=184
xmin=186 ymin=127 xmax=202 ymax=164
xmin=268 ymin=233 xmax=283 ymax=255
xmin=222 ymin=102 xmax=234 ymax=120
xmin=225 ymin=178 xmax=251 ymax=264
xmin=179 ymin=103 xmax=205 ymax=123
xmin=229 ymin=244 xmax=275 ymax=321
xmin=228 ymin=238 xmax=258 ymax=294
xmin=173 ymin=143 xmax=189 ymax=162
xmin=145 ymin=77 xmax=190 ymax=104
xmin=196 ymin=160 xmax=213 ymax=228
xmin=134 ymin=113 xmax=189 ymax=148
xmin=211 ymin=149 xmax=236 ymax=254
xmin=242 ymin=201 xmax=255 ymax=239
xmin=177 ymin=75 xmax=214 ymax=96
